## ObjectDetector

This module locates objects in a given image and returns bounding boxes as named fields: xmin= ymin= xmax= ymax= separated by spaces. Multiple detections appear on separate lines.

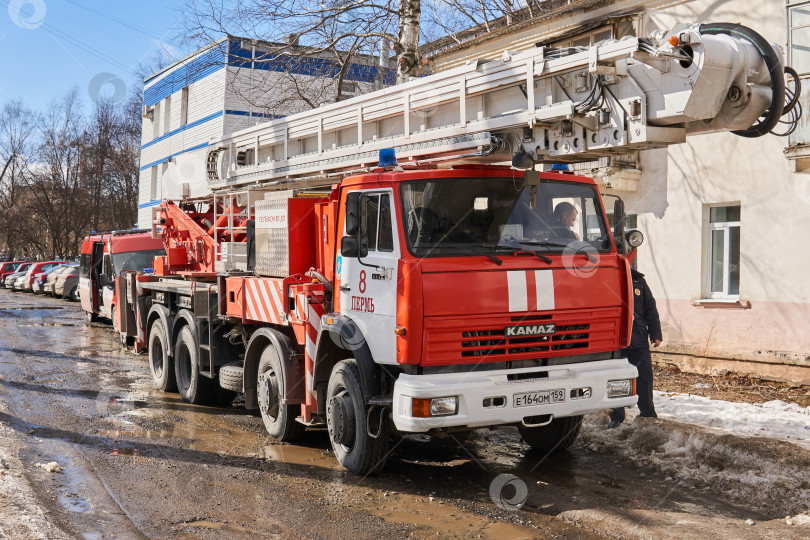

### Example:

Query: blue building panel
xmin=226 ymin=41 xmax=396 ymax=85
xmin=144 ymin=46 xmax=228 ymax=107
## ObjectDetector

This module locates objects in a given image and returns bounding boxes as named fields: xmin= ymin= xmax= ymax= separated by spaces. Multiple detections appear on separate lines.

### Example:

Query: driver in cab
xmin=552 ymin=202 xmax=580 ymax=241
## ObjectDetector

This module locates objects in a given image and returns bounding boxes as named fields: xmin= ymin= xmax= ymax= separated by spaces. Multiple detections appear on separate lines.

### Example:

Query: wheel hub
xmin=327 ymin=391 xmax=356 ymax=446
xmin=258 ymin=371 xmax=280 ymax=419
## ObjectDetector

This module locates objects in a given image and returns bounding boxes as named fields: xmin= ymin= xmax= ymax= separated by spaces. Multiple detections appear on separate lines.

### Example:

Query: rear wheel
xmin=148 ymin=319 xmax=176 ymax=392
xmin=257 ymin=345 xmax=304 ymax=441
xmin=518 ymin=415 xmax=583 ymax=453
xmin=174 ymin=326 xmax=216 ymax=404
xmin=326 ymin=360 xmax=389 ymax=475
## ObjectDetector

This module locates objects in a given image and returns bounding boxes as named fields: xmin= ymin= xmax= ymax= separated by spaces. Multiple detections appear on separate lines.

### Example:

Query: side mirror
xmin=343 ymin=192 xmax=369 ymax=258
xmin=345 ymin=193 xmax=360 ymax=236
xmin=613 ymin=198 xmax=626 ymax=254
xmin=341 ymin=236 xmax=369 ymax=258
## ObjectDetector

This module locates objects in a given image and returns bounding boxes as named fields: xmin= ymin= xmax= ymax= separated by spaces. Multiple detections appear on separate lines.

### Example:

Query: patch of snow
xmin=35 ymin=462 xmax=61 ymax=474
xmin=582 ymin=413 xmax=810 ymax=517
xmin=653 ymin=392 xmax=810 ymax=449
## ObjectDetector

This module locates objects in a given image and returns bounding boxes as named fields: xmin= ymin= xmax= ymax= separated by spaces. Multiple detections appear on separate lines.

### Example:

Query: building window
xmin=150 ymin=166 xmax=158 ymax=200
xmin=706 ymin=205 xmax=740 ymax=298
xmin=789 ymin=1 xmax=810 ymax=76
xmin=180 ymin=87 xmax=189 ymax=126
xmin=152 ymin=102 xmax=161 ymax=139
xmin=163 ymin=96 xmax=172 ymax=135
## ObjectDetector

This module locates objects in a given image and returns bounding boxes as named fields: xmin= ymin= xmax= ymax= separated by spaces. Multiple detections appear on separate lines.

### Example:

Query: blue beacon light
xmin=379 ymin=148 xmax=397 ymax=167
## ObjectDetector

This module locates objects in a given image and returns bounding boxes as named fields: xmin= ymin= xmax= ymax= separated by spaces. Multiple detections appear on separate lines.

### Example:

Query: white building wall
xmin=627 ymin=0 xmax=810 ymax=383
xmin=427 ymin=0 xmax=810 ymax=382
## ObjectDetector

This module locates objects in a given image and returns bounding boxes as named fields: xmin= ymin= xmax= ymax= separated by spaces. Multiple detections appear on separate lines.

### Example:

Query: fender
xmin=314 ymin=314 xmax=381 ymax=406
xmin=146 ymin=304 xmax=173 ymax=358
xmin=172 ymin=309 xmax=197 ymax=349
xmin=243 ymin=328 xmax=305 ymax=410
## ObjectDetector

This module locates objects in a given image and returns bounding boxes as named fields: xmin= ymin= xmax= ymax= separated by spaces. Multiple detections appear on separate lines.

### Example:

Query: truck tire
xmin=174 ymin=325 xmax=216 ymax=404
xmin=69 ymin=286 xmax=78 ymax=301
xmin=219 ymin=362 xmax=244 ymax=392
xmin=326 ymin=359 xmax=389 ymax=475
xmin=518 ymin=415 xmax=583 ymax=453
xmin=257 ymin=345 xmax=304 ymax=441
xmin=148 ymin=319 xmax=176 ymax=392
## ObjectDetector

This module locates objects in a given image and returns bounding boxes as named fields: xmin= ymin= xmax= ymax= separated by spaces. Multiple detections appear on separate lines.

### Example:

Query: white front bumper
xmin=392 ymin=358 xmax=638 ymax=432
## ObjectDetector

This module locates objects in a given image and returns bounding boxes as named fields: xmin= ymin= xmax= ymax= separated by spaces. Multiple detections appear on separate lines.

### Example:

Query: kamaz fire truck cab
xmin=326 ymin=165 xmax=638 ymax=452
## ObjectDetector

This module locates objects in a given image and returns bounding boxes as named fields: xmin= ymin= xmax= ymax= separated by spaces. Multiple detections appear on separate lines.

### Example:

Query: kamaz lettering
xmin=505 ymin=324 xmax=557 ymax=337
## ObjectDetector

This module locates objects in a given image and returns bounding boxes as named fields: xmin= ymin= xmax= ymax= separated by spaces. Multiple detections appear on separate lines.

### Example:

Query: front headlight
xmin=607 ymin=379 xmax=634 ymax=398
xmin=412 ymin=396 xmax=459 ymax=417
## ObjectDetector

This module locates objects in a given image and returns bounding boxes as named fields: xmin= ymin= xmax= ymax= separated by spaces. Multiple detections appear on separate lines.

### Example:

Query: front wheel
xmin=518 ymin=415 xmax=583 ymax=453
xmin=174 ymin=326 xmax=216 ymax=404
xmin=86 ymin=311 xmax=99 ymax=323
xmin=326 ymin=359 xmax=389 ymax=475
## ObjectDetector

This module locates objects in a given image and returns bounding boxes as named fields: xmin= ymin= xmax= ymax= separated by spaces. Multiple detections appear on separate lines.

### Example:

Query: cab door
xmin=338 ymin=189 xmax=400 ymax=365
xmin=80 ymin=242 xmax=104 ymax=314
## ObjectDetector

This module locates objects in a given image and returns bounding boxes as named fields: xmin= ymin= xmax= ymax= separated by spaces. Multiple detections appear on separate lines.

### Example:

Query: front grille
xmin=423 ymin=307 xmax=621 ymax=366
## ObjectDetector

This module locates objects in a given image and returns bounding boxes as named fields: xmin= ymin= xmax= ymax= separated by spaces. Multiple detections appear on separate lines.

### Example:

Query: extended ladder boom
xmin=205 ymin=22 xmax=797 ymax=190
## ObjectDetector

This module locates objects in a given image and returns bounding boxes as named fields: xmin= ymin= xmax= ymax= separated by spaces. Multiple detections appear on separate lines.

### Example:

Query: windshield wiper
xmin=513 ymin=240 xmax=569 ymax=248
xmin=421 ymin=244 xmax=502 ymax=265
xmin=500 ymin=241 xmax=597 ymax=263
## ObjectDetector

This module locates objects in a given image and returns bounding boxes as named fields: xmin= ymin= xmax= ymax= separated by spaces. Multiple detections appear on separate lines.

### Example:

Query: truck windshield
xmin=400 ymin=177 xmax=611 ymax=257
xmin=111 ymin=249 xmax=166 ymax=275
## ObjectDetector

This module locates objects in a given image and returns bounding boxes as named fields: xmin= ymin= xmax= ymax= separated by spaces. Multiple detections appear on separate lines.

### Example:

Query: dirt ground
xmin=653 ymin=361 xmax=810 ymax=407
xmin=1 ymin=289 xmax=809 ymax=539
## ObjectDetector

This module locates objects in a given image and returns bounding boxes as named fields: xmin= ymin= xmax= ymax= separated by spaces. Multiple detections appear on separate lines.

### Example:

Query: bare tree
xmin=23 ymin=89 xmax=91 ymax=259
xmin=179 ymin=0 xmax=428 ymax=115
xmin=0 ymin=100 xmax=38 ymax=259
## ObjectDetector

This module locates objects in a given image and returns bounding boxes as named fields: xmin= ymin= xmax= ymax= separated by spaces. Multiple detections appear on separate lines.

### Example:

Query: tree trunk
xmin=395 ymin=0 xmax=421 ymax=84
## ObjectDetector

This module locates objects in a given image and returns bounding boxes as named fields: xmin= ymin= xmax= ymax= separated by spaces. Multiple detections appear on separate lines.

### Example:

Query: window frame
xmin=705 ymin=204 xmax=741 ymax=300
xmin=788 ymin=1 xmax=810 ymax=77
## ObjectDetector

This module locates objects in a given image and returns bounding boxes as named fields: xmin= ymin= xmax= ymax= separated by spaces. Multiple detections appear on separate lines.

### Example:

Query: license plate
xmin=513 ymin=389 xmax=565 ymax=408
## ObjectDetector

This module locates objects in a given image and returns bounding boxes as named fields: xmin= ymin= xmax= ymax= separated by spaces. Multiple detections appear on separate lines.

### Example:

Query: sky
xmin=0 ymin=0 xmax=189 ymax=112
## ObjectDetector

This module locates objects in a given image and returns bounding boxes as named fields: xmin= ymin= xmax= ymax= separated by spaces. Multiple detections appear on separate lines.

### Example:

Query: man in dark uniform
xmin=608 ymin=269 xmax=663 ymax=428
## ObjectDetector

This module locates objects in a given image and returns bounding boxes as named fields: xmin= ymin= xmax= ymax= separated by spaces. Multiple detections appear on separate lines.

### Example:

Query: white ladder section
xmin=206 ymin=24 xmax=777 ymax=189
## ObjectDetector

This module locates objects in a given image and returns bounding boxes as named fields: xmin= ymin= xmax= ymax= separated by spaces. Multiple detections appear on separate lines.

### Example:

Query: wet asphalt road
xmin=0 ymin=288 xmax=804 ymax=539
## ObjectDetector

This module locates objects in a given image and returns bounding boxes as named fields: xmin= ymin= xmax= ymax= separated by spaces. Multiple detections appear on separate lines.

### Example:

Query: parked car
xmin=55 ymin=266 xmax=80 ymax=300
xmin=4 ymin=265 xmax=31 ymax=289
xmin=33 ymin=264 xmax=70 ymax=294
xmin=20 ymin=261 xmax=62 ymax=292
xmin=44 ymin=265 xmax=76 ymax=296
xmin=0 ymin=261 xmax=26 ymax=286
xmin=9 ymin=272 xmax=28 ymax=290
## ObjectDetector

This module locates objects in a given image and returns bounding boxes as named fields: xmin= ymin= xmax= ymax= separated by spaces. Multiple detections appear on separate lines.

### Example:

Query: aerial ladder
xmin=202 ymin=22 xmax=799 ymax=191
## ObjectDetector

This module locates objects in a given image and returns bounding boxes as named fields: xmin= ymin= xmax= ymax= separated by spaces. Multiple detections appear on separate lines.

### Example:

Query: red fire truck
xmin=116 ymin=23 xmax=798 ymax=473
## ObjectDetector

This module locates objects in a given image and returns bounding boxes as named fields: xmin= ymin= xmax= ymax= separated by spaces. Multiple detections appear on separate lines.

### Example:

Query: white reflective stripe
xmin=534 ymin=270 xmax=555 ymax=311
xmin=507 ymin=271 xmax=527 ymax=312
xmin=258 ymin=282 xmax=276 ymax=322
xmin=307 ymin=372 xmax=315 ymax=394
xmin=308 ymin=306 xmax=321 ymax=333
xmin=268 ymin=283 xmax=284 ymax=317
xmin=245 ymin=280 xmax=258 ymax=320
xmin=305 ymin=333 xmax=316 ymax=360
xmin=297 ymin=293 xmax=307 ymax=319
